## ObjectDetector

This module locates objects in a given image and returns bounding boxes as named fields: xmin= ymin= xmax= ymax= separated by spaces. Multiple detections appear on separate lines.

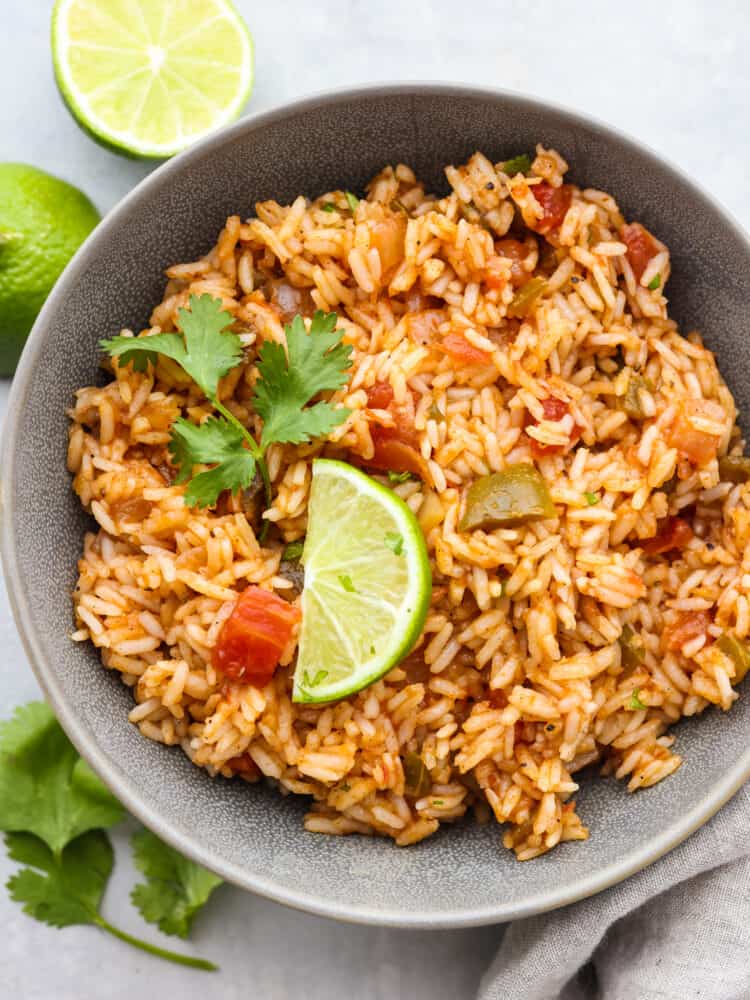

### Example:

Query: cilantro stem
xmin=211 ymin=398 xmax=262 ymax=458
xmin=211 ymin=396 xmax=274 ymax=531
xmin=93 ymin=915 xmax=217 ymax=971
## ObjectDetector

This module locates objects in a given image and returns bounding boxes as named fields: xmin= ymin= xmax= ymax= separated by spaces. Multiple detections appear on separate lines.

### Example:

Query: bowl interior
xmin=6 ymin=86 xmax=750 ymax=926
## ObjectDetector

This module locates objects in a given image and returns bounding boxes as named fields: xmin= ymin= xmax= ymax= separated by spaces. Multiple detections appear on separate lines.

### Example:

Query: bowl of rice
xmin=5 ymin=83 xmax=750 ymax=927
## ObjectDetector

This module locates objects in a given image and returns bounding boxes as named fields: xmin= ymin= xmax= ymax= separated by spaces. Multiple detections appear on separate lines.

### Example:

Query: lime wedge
xmin=293 ymin=460 xmax=432 ymax=704
xmin=51 ymin=0 xmax=254 ymax=159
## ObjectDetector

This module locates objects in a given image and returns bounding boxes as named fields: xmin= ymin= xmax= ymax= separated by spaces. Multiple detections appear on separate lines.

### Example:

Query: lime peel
xmin=292 ymin=460 xmax=432 ymax=704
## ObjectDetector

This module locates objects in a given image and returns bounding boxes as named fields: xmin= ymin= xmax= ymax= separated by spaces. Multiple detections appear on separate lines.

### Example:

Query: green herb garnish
xmin=102 ymin=298 xmax=352 ymax=510
xmin=627 ymin=688 xmax=647 ymax=710
xmin=321 ymin=202 xmax=336 ymax=212
xmin=387 ymin=470 xmax=414 ymax=484
xmin=339 ymin=574 xmax=356 ymax=593
xmin=584 ymin=491 xmax=600 ymax=506
xmin=130 ymin=830 xmax=222 ymax=940
xmin=282 ymin=540 xmax=305 ymax=562
xmin=345 ymin=191 xmax=359 ymax=213
xmin=385 ymin=532 xmax=404 ymax=555
xmin=1 ymin=703 xmax=217 ymax=971
xmin=501 ymin=154 xmax=532 ymax=176
xmin=647 ymin=273 xmax=661 ymax=291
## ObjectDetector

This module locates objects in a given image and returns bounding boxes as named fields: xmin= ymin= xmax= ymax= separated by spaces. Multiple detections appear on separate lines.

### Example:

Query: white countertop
xmin=2 ymin=1 xmax=748 ymax=996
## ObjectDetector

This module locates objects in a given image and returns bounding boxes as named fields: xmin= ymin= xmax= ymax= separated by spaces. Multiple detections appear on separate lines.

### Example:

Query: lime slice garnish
xmin=293 ymin=459 xmax=432 ymax=704
xmin=51 ymin=0 xmax=254 ymax=159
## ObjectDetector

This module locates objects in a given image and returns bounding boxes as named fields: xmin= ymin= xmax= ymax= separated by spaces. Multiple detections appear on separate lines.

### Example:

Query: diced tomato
xmin=642 ymin=516 xmax=694 ymax=555
xmin=226 ymin=753 xmax=260 ymax=777
xmin=365 ymin=380 xmax=395 ymax=411
xmin=492 ymin=238 xmax=535 ymax=287
xmin=620 ymin=223 xmax=658 ymax=282
xmin=370 ymin=214 xmax=407 ymax=276
xmin=487 ymin=689 xmax=508 ymax=710
xmin=530 ymin=183 xmax=573 ymax=234
xmin=669 ymin=399 xmax=724 ymax=467
xmin=524 ymin=396 xmax=582 ymax=458
xmin=363 ymin=381 xmax=429 ymax=479
xmin=664 ymin=610 xmax=712 ymax=652
xmin=440 ymin=332 xmax=492 ymax=366
xmin=213 ymin=586 xmax=301 ymax=686
xmin=368 ymin=437 xmax=430 ymax=480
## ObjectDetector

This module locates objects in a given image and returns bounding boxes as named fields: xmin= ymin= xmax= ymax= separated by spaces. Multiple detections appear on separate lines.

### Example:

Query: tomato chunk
xmin=440 ymin=332 xmax=492 ymax=366
xmin=213 ymin=586 xmax=300 ymax=686
xmin=664 ymin=610 xmax=712 ymax=652
xmin=621 ymin=223 xmax=658 ymax=282
xmin=226 ymin=753 xmax=260 ymax=777
xmin=365 ymin=380 xmax=395 ymax=411
xmin=669 ymin=399 xmax=724 ymax=467
xmin=642 ymin=516 xmax=694 ymax=555
xmin=363 ymin=382 xmax=429 ymax=479
xmin=370 ymin=214 xmax=407 ymax=276
xmin=524 ymin=396 xmax=581 ymax=458
xmin=530 ymin=183 xmax=573 ymax=234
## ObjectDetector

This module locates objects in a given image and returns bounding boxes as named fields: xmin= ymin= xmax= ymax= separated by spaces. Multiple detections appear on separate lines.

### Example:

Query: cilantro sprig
xmin=101 ymin=296 xmax=353 ymax=511
xmin=1 ymin=702 xmax=219 ymax=971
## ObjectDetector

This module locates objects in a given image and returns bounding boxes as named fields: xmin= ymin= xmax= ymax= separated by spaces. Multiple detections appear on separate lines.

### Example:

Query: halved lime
xmin=293 ymin=460 xmax=432 ymax=704
xmin=51 ymin=0 xmax=254 ymax=159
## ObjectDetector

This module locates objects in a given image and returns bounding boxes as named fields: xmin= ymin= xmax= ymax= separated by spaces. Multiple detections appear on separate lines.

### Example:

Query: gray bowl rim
xmin=3 ymin=81 xmax=750 ymax=929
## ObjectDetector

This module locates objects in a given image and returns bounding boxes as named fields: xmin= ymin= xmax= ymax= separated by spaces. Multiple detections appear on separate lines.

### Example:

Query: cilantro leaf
xmin=385 ymin=532 xmax=404 ymax=555
xmin=345 ymin=191 xmax=359 ymax=213
xmin=387 ymin=470 xmax=414 ymax=484
xmin=5 ymin=829 xmax=217 ymax=970
xmin=99 ymin=331 xmax=185 ymax=373
xmin=6 ymin=829 xmax=113 ymax=929
xmin=253 ymin=311 xmax=352 ymax=449
xmin=283 ymin=540 xmax=305 ymax=561
xmin=169 ymin=416 xmax=256 ymax=509
xmin=647 ymin=273 xmax=661 ymax=291
xmin=502 ymin=154 xmax=532 ymax=175
xmin=584 ymin=491 xmax=600 ymax=506
xmin=627 ymin=688 xmax=647 ymax=711
xmin=101 ymin=294 xmax=241 ymax=398
xmin=0 ymin=702 xmax=124 ymax=858
xmin=131 ymin=830 xmax=223 ymax=940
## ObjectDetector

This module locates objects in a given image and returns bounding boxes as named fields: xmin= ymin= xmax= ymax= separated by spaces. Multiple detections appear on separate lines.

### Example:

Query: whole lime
xmin=0 ymin=164 xmax=100 ymax=375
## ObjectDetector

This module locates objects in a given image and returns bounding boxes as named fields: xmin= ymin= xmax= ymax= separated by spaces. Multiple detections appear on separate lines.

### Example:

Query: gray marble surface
xmin=1 ymin=1 xmax=748 ymax=997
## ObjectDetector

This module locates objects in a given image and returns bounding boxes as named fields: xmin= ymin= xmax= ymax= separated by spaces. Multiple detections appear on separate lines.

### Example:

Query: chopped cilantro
xmin=387 ymin=470 xmax=414 ymax=484
xmin=501 ymin=154 xmax=532 ymax=176
xmin=627 ymin=688 xmax=647 ymax=711
xmin=384 ymin=532 xmax=404 ymax=555
xmin=431 ymin=799 xmax=445 ymax=807
xmin=321 ymin=202 xmax=336 ymax=213
xmin=282 ymin=540 xmax=305 ymax=562
xmin=345 ymin=191 xmax=359 ymax=213
xmin=647 ymin=273 xmax=661 ymax=291
xmin=584 ymin=491 xmax=600 ymax=506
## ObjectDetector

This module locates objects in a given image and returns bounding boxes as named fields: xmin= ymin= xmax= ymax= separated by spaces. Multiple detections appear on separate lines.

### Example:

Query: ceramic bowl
xmin=4 ymin=84 xmax=750 ymax=927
